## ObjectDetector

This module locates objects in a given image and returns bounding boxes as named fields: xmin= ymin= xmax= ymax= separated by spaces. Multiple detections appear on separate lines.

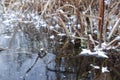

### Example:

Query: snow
xmin=71 ymin=39 xmax=75 ymax=44
xmin=40 ymin=48 xmax=44 ymax=51
xmin=4 ymin=36 xmax=12 ymax=39
xmin=102 ymin=67 xmax=109 ymax=73
xmin=49 ymin=26 xmax=54 ymax=30
xmin=90 ymin=64 xmax=100 ymax=69
xmin=90 ymin=64 xmax=109 ymax=73
xmin=50 ymin=35 xmax=55 ymax=39
xmin=107 ymin=26 xmax=112 ymax=30
xmin=77 ymin=24 xmax=81 ymax=29
xmin=80 ymin=49 xmax=97 ymax=55
xmin=55 ymin=24 xmax=60 ymax=29
xmin=80 ymin=49 xmax=108 ymax=58
xmin=94 ymin=50 xmax=108 ymax=58
xmin=70 ymin=33 xmax=76 ymax=44
xmin=115 ymin=36 xmax=120 ymax=40
xmin=67 ymin=22 xmax=71 ymax=25
xmin=94 ymin=42 xmax=107 ymax=50
xmin=57 ymin=33 xmax=66 ymax=37
xmin=70 ymin=15 xmax=77 ymax=23
xmin=93 ymin=30 xmax=98 ymax=34
xmin=104 ymin=0 xmax=111 ymax=5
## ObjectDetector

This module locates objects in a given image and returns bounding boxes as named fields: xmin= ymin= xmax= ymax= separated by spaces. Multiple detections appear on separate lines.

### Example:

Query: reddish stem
xmin=98 ymin=0 xmax=104 ymax=48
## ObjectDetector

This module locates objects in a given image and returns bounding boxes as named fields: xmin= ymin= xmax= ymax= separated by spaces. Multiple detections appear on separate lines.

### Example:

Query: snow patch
xmin=105 ymin=0 xmax=111 ymax=5
xmin=90 ymin=64 xmax=109 ymax=73
xmin=80 ymin=49 xmax=108 ymax=58
xmin=50 ymin=35 xmax=55 ymax=39
xmin=57 ymin=33 xmax=66 ymax=37
xmin=90 ymin=64 xmax=100 ymax=69
xmin=115 ymin=36 xmax=120 ymax=40
xmin=94 ymin=42 xmax=107 ymax=50
xmin=80 ymin=49 xmax=97 ymax=55
xmin=102 ymin=67 xmax=109 ymax=73
xmin=4 ymin=36 xmax=12 ymax=39
xmin=94 ymin=50 xmax=108 ymax=58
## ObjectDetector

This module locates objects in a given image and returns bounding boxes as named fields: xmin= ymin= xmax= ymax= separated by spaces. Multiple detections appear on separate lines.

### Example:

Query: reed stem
xmin=98 ymin=0 xmax=104 ymax=48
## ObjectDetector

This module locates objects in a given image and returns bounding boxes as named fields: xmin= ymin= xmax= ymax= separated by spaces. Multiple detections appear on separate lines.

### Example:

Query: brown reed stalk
xmin=70 ymin=0 xmax=84 ymax=36
xmin=57 ymin=17 xmax=70 ymax=37
xmin=76 ymin=8 xmax=84 ymax=37
xmin=98 ymin=0 xmax=104 ymax=48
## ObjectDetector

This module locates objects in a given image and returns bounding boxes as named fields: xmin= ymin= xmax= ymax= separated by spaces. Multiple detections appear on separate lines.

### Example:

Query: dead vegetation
xmin=0 ymin=0 xmax=120 ymax=80
xmin=1 ymin=0 xmax=119 ymax=51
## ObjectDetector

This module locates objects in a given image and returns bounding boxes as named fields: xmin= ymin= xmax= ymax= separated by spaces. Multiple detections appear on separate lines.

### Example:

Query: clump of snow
xmin=4 ymin=35 xmax=12 ymax=39
xmin=102 ymin=67 xmax=109 ymax=73
xmin=55 ymin=24 xmax=60 ymax=29
xmin=49 ymin=26 xmax=54 ymax=30
xmin=104 ymin=0 xmax=111 ymax=5
xmin=80 ymin=49 xmax=97 ymax=55
xmin=40 ymin=48 xmax=44 ymax=51
xmin=90 ymin=64 xmax=100 ymax=69
xmin=80 ymin=49 xmax=108 ymax=58
xmin=77 ymin=24 xmax=81 ymax=29
xmin=94 ymin=42 xmax=107 ymax=50
xmin=71 ymin=39 xmax=75 ymax=44
xmin=50 ymin=35 xmax=55 ymax=39
xmin=70 ymin=33 xmax=76 ymax=44
xmin=94 ymin=50 xmax=108 ymax=58
xmin=90 ymin=64 xmax=109 ymax=73
xmin=57 ymin=33 xmax=66 ymax=37
xmin=94 ymin=37 xmax=120 ymax=50
xmin=93 ymin=30 xmax=98 ymax=34
xmin=107 ymin=26 xmax=112 ymax=30
xmin=119 ymin=42 xmax=120 ymax=45
xmin=70 ymin=15 xmax=77 ymax=23
xmin=115 ymin=36 xmax=120 ymax=40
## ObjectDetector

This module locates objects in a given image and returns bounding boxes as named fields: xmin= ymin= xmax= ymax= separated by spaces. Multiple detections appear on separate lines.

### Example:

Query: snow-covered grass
xmin=0 ymin=0 xmax=119 ymax=52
